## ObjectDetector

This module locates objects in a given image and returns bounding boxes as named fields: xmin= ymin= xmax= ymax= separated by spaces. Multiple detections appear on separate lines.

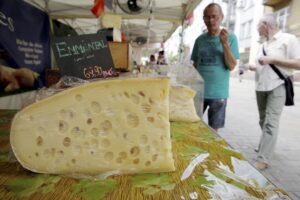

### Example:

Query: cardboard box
xmin=108 ymin=42 xmax=129 ymax=71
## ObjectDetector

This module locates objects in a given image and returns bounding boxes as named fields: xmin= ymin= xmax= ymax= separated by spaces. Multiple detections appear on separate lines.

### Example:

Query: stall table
xmin=0 ymin=110 xmax=290 ymax=200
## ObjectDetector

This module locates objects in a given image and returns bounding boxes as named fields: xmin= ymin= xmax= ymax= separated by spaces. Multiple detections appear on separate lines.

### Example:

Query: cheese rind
xmin=10 ymin=78 xmax=175 ymax=177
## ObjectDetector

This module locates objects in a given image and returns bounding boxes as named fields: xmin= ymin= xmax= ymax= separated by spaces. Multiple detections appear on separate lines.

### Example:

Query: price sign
xmin=51 ymin=33 xmax=117 ymax=79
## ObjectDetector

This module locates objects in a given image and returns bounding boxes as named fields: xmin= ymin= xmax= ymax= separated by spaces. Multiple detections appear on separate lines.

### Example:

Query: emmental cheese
xmin=10 ymin=78 xmax=175 ymax=177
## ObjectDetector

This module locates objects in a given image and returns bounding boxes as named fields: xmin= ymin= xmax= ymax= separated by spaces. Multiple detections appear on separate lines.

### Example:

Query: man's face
xmin=257 ymin=20 xmax=268 ymax=37
xmin=203 ymin=5 xmax=223 ymax=34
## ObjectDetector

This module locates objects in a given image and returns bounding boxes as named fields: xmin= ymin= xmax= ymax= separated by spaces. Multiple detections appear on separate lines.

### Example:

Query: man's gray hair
xmin=260 ymin=14 xmax=278 ymax=28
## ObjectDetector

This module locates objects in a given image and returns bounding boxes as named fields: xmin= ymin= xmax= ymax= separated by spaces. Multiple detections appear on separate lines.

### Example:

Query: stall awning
xmin=24 ymin=0 xmax=203 ymax=45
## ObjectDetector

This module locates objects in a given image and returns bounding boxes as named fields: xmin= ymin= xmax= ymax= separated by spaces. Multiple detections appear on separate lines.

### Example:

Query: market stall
xmin=0 ymin=1 xmax=292 ymax=199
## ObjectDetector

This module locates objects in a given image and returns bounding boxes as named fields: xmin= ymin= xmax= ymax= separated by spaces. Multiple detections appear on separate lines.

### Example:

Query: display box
xmin=108 ymin=42 xmax=130 ymax=71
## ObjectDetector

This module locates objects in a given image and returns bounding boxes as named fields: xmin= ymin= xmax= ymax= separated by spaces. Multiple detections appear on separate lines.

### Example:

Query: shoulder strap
xmin=262 ymin=46 xmax=285 ymax=80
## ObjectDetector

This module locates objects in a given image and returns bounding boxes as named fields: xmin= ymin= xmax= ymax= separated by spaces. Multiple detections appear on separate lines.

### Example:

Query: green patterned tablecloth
xmin=0 ymin=110 xmax=290 ymax=200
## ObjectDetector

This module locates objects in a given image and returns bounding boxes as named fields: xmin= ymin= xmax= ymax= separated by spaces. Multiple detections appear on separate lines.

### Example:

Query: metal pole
xmin=44 ymin=0 xmax=57 ymax=69
xmin=178 ymin=21 xmax=187 ymax=64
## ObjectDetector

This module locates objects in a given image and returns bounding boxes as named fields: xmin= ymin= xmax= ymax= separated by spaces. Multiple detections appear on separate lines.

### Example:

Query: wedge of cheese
xmin=169 ymin=85 xmax=200 ymax=122
xmin=10 ymin=78 xmax=175 ymax=177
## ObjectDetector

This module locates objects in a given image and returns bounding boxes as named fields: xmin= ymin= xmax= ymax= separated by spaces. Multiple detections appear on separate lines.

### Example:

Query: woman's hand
xmin=258 ymin=56 xmax=274 ymax=65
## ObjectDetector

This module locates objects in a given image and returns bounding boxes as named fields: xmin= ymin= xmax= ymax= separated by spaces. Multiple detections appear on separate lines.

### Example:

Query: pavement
xmin=203 ymin=77 xmax=300 ymax=200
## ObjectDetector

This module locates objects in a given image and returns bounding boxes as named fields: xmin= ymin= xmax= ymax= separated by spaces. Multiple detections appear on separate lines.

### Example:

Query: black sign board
xmin=51 ymin=33 xmax=117 ymax=80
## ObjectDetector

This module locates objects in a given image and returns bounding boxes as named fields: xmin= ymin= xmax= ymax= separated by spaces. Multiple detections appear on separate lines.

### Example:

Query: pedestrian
xmin=191 ymin=3 xmax=240 ymax=132
xmin=157 ymin=50 xmax=167 ymax=65
xmin=249 ymin=14 xmax=300 ymax=170
xmin=146 ymin=54 xmax=158 ymax=72
xmin=238 ymin=62 xmax=248 ymax=82
xmin=149 ymin=54 xmax=156 ymax=65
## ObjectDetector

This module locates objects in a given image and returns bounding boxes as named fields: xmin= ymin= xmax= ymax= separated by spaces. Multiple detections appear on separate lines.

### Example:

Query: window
xmin=240 ymin=20 xmax=253 ymax=39
xmin=246 ymin=20 xmax=253 ymax=38
xmin=237 ymin=0 xmax=254 ymax=10
xmin=274 ymin=7 xmax=289 ymax=32
xmin=248 ymin=0 xmax=254 ymax=7
xmin=237 ymin=0 xmax=245 ymax=9
xmin=240 ymin=23 xmax=246 ymax=39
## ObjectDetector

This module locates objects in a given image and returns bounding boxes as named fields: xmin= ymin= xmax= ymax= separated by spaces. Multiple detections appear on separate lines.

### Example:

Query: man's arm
xmin=192 ymin=60 xmax=197 ymax=68
xmin=220 ymin=29 xmax=237 ymax=71
xmin=258 ymin=56 xmax=300 ymax=70
xmin=191 ymin=41 xmax=198 ymax=69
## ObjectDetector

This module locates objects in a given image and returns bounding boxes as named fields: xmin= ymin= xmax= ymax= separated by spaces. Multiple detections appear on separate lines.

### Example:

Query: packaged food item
xmin=170 ymin=85 xmax=200 ymax=122
xmin=169 ymin=64 xmax=204 ymax=118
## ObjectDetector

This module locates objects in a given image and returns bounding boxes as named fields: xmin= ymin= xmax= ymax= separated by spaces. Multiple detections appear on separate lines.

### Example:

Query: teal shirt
xmin=191 ymin=32 xmax=239 ymax=99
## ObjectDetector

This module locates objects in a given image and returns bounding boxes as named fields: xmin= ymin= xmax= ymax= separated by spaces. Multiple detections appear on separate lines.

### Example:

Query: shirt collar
xmin=264 ymin=30 xmax=281 ymax=46
xmin=270 ymin=30 xmax=282 ymax=41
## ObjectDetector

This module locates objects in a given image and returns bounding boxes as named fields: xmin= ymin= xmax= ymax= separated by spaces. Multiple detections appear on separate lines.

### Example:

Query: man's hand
xmin=246 ymin=64 xmax=256 ymax=71
xmin=219 ymin=28 xmax=237 ymax=71
xmin=219 ymin=28 xmax=229 ymax=45
xmin=258 ymin=56 xmax=274 ymax=65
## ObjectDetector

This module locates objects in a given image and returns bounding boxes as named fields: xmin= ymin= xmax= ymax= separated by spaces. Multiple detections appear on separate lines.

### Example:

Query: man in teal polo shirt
xmin=191 ymin=3 xmax=239 ymax=131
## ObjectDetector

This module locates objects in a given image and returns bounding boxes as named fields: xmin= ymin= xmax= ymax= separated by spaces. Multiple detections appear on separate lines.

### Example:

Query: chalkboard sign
xmin=51 ymin=33 xmax=117 ymax=80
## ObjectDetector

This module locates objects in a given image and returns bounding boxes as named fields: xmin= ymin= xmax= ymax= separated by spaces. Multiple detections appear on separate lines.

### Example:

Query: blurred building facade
xmin=220 ymin=0 xmax=300 ymax=65
xmin=263 ymin=0 xmax=300 ymax=40
xmin=234 ymin=0 xmax=263 ymax=64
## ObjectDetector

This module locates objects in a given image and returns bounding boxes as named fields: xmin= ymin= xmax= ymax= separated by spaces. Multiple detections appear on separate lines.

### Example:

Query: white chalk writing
xmin=16 ymin=39 xmax=44 ymax=66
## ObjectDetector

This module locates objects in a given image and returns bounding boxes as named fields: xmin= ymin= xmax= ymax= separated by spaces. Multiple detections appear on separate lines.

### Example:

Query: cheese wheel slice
xmin=10 ymin=78 xmax=175 ymax=177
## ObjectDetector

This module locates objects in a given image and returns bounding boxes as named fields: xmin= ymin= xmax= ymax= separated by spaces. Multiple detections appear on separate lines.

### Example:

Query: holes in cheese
xmin=138 ymin=91 xmax=145 ymax=97
xmin=63 ymin=137 xmax=71 ymax=147
xmin=101 ymin=120 xmax=112 ymax=131
xmin=91 ymin=101 xmax=101 ymax=113
xmin=124 ymin=92 xmax=130 ymax=98
xmin=130 ymin=146 xmax=140 ymax=156
xmin=91 ymin=128 xmax=100 ymax=137
xmin=36 ymin=136 xmax=43 ymax=146
xmin=148 ymin=98 xmax=154 ymax=104
xmin=133 ymin=158 xmax=139 ymax=164
xmin=126 ymin=113 xmax=139 ymax=128
xmin=10 ymin=78 xmax=175 ymax=177
xmin=152 ymin=154 xmax=158 ymax=161
xmin=71 ymin=127 xmax=85 ymax=138
xmin=59 ymin=120 xmax=68 ymax=132
xmin=147 ymin=116 xmax=155 ymax=123
xmin=58 ymin=150 xmax=64 ymax=155
xmin=141 ymin=103 xmax=151 ymax=113
xmin=145 ymin=161 xmax=151 ymax=166
xmin=86 ymin=118 xmax=93 ymax=125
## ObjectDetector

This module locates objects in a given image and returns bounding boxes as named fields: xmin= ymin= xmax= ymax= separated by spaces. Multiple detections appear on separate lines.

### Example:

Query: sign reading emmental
xmin=51 ymin=33 xmax=117 ymax=80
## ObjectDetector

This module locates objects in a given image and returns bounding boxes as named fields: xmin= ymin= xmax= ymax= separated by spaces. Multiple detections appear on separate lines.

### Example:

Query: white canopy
xmin=25 ymin=0 xmax=203 ymax=45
